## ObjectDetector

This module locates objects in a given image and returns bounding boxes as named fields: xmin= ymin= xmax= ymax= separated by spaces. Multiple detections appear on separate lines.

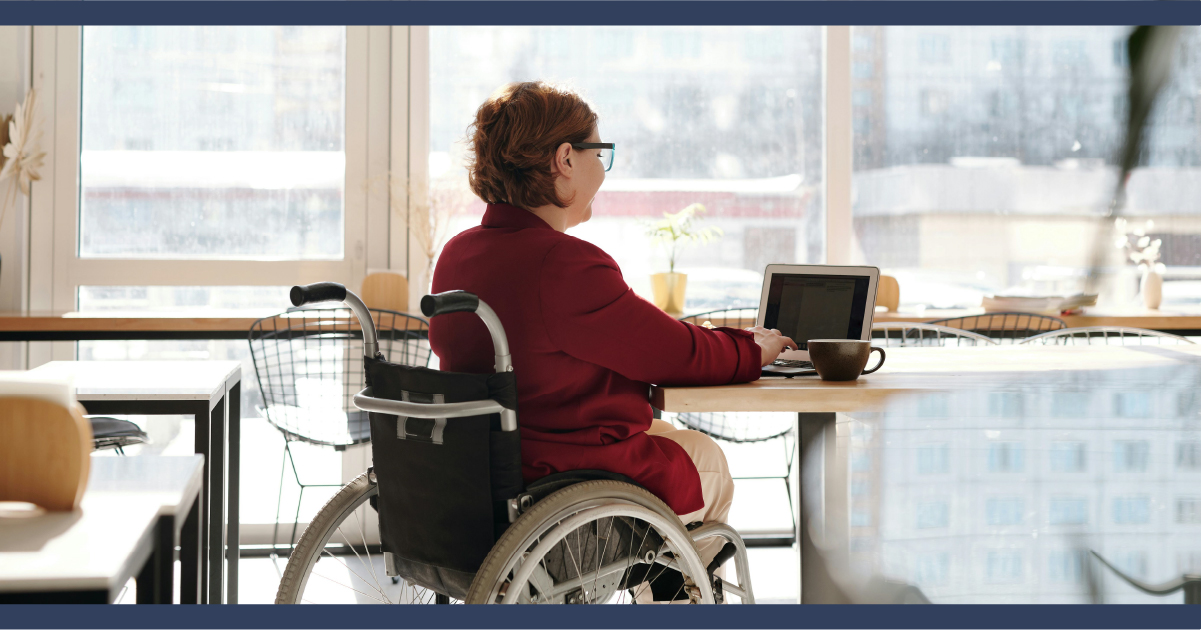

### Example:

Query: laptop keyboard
xmin=772 ymin=359 xmax=814 ymax=369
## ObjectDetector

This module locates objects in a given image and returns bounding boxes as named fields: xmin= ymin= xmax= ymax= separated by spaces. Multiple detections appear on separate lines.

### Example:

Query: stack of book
xmin=981 ymin=294 xmax=1098 ymax=315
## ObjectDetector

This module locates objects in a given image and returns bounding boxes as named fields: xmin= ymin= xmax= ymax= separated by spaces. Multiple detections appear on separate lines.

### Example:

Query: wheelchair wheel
xmin=275 ymin=472 xmax=449 ymax=604
xmin=466 ymin=480 xmax=716 ymax=604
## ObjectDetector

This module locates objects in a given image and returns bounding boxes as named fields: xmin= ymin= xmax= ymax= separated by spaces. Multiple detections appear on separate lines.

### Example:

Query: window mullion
xmin=824 ymin=25 xmax=853 ymax=265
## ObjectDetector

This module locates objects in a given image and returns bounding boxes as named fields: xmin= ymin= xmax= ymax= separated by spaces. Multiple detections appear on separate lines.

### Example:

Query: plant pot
xmin=1141 ymin=267 xmax=1163 ymax=310
xmin=650 ymin=272 xmax=687 ymax=317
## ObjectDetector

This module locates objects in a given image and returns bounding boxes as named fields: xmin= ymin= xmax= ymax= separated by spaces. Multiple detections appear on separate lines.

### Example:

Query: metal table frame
xmin=76 ymin=377 xmax=240 ymax=605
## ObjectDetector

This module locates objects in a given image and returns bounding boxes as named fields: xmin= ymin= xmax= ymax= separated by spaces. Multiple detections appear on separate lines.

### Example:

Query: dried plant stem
xmin=0 ymin=181 xmax=16 ymax=237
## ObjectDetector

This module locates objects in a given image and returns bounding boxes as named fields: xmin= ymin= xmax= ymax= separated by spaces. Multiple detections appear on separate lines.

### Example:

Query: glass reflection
xmin=808 ymin=359 xmax=1201 ymax=604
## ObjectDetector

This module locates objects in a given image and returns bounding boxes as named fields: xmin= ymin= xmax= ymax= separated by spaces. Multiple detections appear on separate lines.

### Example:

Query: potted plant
xmin=644 ymin=203 xmax=722 ymax=316
xmin=1114 ymin=217 xmax=1164 ymax=309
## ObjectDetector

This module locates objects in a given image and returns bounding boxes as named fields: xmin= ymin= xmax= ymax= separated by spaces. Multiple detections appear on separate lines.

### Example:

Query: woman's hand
xmin=746 ymin=327 xmax=799 ymax=367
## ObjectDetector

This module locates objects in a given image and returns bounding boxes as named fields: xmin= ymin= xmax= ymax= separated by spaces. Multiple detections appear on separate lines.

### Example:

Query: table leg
xmin=797 ymin=412 xmax=848 ymax=605
xmin=136 ymin=515 xmax=174 ymax=604
xmin=181 ymin=494 xmax=202 ymax=604
xmin=226 ymin=381 xmax=240 ymax=605
xmin=208 ymin=393 xmax=227 ymax=604
xmin=192 ymin=401 xmax=211 ymax=604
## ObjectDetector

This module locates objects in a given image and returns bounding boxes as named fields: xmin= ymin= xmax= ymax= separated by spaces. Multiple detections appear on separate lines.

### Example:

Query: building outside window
xmin=916 ymin=501 xmax=950 ymax=529
xmin=913 ymin=552 xmax=950 ymax=586
xmin=985 ymin=550 xmax=1023 ymax=583
xmin=1048 ymin=550 xmax=1084 ymax=583
xmin=1177 ymin=498 xmax=1201 ymax=524
xmin=1049 ymin=441 xmax=1087 ymax=472
xmin=988 ymin=441 xmax=1025 ymax=472
xmin=917 ymin=443 xmax=950 ymax=474
xmin=429 ymin=26 xmax=824 ymax=313
xmin=851 ymin=26 xmax=1201 ymax=311
xmin=1178 ymin=442 xmax=1201 ymax=470
xmin=1114 ymin=440 xmax=1151 ymax=472
xmin=1113 ymin=496 xmax=1152 ymax=524
xmin=986 ymin=497 xmax=1024 ymax=526
xmin=1114 ymin=550 xmax=1149 ymax=578
xmin=1048 ymin=497 xmax=1088 ymax=525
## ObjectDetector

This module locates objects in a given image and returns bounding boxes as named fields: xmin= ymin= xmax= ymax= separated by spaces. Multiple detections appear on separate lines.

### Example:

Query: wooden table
xmin=651 ymin=345 xmax=1201 ymax=603
xmin=0 ymin=309 xmax=426 ymax=342
xmin=874 ymin=307 xmax=1201 ymax=335
xmin=28 ymin=361 xmax=242 ymax=605
xmin=0 ymin=456 xmax=203 ymax=604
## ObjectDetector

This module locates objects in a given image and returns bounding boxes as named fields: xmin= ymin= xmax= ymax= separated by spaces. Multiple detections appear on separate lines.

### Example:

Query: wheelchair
xmin=274 ymin=282 xmax=755 ymax=605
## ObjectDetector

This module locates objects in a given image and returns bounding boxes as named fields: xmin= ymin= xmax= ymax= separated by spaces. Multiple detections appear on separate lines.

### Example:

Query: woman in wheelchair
xmin=275 ymin=81 xmax=793 ymax=605
xmin=431 ymin=82 xmax=795 ymax=594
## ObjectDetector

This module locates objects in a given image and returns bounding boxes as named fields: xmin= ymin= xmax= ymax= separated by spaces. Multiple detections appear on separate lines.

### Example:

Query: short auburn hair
xmin=467 ymin=81 xmax=598 ymax=210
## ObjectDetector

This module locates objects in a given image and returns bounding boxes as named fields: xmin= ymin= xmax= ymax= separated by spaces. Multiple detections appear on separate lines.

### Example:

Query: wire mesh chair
xmin=676 ymin=308 xmax=796 ymax=543
xmin=1020 ymin=326 xmax=1196 ymax=346
xmin=925 ymin=312 xmax=1066 ymax=344
xmin=248 ymin=306 xmax=432 ymax=553
xmin=872 ymin=322 xmax=999 ymax=347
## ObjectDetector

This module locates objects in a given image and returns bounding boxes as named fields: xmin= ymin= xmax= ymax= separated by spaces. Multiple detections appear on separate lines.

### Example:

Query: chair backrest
xmin=0 ymin=397 xmax=92 ymax=511
xmin=247 ymin=307 xmax=431 ymax=448
xmin=1020 ymin=326 xmax=1196 ymax=346
xmin=678 ymin=308 xmax=758 ymax=329
xmin=925 ymin=312 xmax=1066 ymax=344
xmin=361 ymin=271 xmax=409 ymax=313
xmin=877 ymin=275 xmax=900 ymax=312
xmin=872 ymin=322 xmax=998 ymax=347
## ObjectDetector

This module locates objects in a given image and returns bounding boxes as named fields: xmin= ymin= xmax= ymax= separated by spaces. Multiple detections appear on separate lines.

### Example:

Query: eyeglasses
xmin=571 ymin=142 xmax=616 ymax=172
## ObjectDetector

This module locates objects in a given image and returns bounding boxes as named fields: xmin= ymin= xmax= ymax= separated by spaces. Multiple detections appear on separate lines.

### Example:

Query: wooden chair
xmin=877 ymin=275 xmax=900 ymax=312
xmin=0 ymin=397 xmax=93 ymax=511
xmin=361 ymin=272 xmax=409 ymax=313
xmin=925 ymin=312 xmax=1066 ymax=344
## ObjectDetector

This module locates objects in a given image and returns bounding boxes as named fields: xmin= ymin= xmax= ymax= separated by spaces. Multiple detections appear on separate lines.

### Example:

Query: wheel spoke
xmin=334 ymin=525 xmax=392 ymax=603
xmin=351 ymin=507 xmax=389 ymax=602
xmin=309 ymin=554 xmax=391 ymax=604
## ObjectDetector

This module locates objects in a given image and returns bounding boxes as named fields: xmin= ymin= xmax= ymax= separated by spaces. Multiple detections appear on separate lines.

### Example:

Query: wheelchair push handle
xmin=420 ymin=290 xmax=479 ymax=318
xmin=288 ymin=282 xmax=381 ymax=359
xmin=290 ymin=282 xmax=347 ymax=307
xmin=421 ymin=290 xmax=513 ymax=375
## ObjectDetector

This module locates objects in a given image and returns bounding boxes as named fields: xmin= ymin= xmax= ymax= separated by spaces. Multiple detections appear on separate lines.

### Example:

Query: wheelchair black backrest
xmin=364 ymin=356 xmax=521 ymax=579
xmin=289 ymin=284 xmax=523 ymax=597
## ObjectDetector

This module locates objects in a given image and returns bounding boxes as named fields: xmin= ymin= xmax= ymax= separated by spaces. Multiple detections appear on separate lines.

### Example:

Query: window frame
xmin=31 ymin=25 xmax=393 ymax=363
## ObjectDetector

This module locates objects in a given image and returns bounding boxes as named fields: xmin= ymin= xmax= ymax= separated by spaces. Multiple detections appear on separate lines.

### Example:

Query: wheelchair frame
xmin=274 ymin=282 xmax=754 ymax=605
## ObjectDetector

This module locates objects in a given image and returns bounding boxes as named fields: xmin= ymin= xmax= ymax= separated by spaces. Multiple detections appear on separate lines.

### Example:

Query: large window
xmin=429 ymin=26 xmax=824 ymax=312
xmin=69 ymin=26 xmax=357 ymax=531
xmin=851 ymin=26 xmax=1201 ymax=310
xmin=80 ymin=27 xmax=346 ymax=260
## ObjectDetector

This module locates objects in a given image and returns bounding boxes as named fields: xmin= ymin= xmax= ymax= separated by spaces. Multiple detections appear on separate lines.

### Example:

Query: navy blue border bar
xmin=0 ymin=1 xmax=1199 ymax=26
xmin=2 ymin=604 xmax=1201 ymax=629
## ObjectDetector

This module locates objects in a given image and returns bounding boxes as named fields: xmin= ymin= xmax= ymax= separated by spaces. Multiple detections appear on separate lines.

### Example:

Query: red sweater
xmin=429 ymin=203 xmax=762 ymax=514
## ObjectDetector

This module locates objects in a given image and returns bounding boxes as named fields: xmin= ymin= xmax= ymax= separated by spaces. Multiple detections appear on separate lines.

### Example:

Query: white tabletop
xmin=28 ymin=361 xmax=241 ymax=401
xmin=0 ymin=456 xmax=204 ymax=595
xmin=87 ymin=455 xmax=205 ymax=519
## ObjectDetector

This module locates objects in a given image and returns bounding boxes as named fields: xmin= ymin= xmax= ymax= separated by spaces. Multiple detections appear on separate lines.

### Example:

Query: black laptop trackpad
xmin=761 ymin=364 xmax=818 ymax=378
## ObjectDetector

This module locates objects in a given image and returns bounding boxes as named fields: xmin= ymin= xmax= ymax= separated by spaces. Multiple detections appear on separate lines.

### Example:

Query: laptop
xmin=756 ymin=264 xmax=880 ymax=377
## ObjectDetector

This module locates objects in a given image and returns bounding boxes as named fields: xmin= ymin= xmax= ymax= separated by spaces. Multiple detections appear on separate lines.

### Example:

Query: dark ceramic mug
xmin=807 ymin=339 xmax=886 ymax=382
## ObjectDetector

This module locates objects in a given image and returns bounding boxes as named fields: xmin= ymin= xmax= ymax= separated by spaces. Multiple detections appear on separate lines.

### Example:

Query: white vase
xmin=1141 ymin=267 xmax=1163 ymax=310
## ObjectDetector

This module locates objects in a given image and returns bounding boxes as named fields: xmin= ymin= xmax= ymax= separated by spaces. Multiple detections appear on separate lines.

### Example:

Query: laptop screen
xmin=762 ymin=273 xmax=871 ymax=350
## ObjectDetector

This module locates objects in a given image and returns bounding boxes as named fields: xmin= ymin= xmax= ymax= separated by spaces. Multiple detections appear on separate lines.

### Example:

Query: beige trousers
xmin=647 ymin=417 xmax=735 ymax=568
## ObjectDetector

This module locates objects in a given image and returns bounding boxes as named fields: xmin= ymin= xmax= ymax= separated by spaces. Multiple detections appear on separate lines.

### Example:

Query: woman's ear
xmin=552 ymin=142 xmax=574 ymax=177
